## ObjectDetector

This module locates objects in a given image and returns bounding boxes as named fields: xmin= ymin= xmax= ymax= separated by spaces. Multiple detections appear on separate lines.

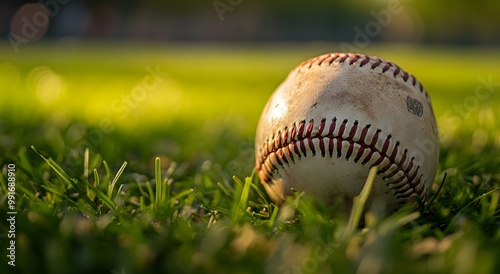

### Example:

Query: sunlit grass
xmin=2 ymin=42 xmax=500 ymax=131
xmin=0 ymin=42 xmax=499 ymax=273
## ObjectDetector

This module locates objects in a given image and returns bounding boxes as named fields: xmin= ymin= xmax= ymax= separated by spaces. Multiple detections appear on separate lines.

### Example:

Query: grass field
xmin=0 ymin=42 xmax=499 ymax=274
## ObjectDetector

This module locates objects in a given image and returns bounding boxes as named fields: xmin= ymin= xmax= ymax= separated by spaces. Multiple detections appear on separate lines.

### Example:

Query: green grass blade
xmin=84 ymin=148 xmax=89 ymax=179
xmin=382 ymin=211 xmax=421 ymax=233
xmin=136 ymin=181 xmax=149 ymax=202
xmin=86 ymin=182 xmax=117 ymax=211
xmin=445 ymin=187 xmax=500 ymax=233
xmin=341 ymin=165 xmax=378 ymax=242
xmin=216 ymin=182 xmax=232 ymax=197
xmin=488 ymin=191 xmax=499 ymax=216
xmin=0 ymin=168 xmax=6 ymax=193
xmin=165 ymin=161 xmax=176 ymax=180
xmin=170 ymin=188 xmax=194 ymax=202
xmin=239 ymin=177 xmax=252 ymax=210
xmin=17 ymin=146 xmax=42 ymax=183
xmin=103 ymin=160 xmax=112 ymax=188
xmin=145 ymin=181 xmax=155 ymax=206
xmin=140 ymin=196 xmax=145 ymax=211
xmin=41 ymin=185 xmax=79 ymax=208
xmin=108 ymin=161 xmax=128 ymax=198
xmin=248 ymin=171 xmax=269 ymax=203
xmin=93 ymin=168 xmax=100 ymax=188
xmin=268 ymin=204 xmax=279 ymax=228
xmin=231 ymin=175 xmax=252 ymax=223
xmin=163 ymin=162 xmax=175 ymax=203
xmin=231 ymin=176 xmax=243 ymax=217
xmin=155 ymin=157 xmax=162 ymax=206
xmin=32 ymin=146 xmax=95 ymax=208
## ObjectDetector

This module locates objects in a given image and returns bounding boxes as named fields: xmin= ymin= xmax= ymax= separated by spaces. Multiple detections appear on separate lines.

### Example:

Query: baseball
xmin=255 ymin=52 xmax=439 ymax=213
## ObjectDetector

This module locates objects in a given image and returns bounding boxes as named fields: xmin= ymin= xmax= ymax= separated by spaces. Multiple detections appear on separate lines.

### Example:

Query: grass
xmin=0 ymin=42 xmax=499 ymax=274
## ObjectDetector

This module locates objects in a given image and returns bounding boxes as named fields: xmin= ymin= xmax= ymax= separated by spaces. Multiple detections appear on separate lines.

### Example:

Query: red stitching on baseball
xmin=349 ymin=54 xmax=361 ymax=65
xmin=256 ymin=118 xmax=428 ymax=202
xmin=338 ymin=54 xmax=350 ymax=63
xmin=294 ymin=53 xmax=429 ymax=98
xmin=382 ymin=62 xmax=392 ymax=73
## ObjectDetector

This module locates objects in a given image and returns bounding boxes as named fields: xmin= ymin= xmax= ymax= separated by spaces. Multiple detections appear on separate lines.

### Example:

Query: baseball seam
xmin=294 ymin=52 xmax=429 ymax=99
xmin=256 ymin=118 xmax=428 ymax=203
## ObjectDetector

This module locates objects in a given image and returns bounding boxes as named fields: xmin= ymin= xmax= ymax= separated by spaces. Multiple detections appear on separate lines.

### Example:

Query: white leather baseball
xmin=255 ymin=53 xmax=439 ymax=212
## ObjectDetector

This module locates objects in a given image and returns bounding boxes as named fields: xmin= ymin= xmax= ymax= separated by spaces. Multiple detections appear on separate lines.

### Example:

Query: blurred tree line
xmin=2 ymin=0 xmax=499 ymax=44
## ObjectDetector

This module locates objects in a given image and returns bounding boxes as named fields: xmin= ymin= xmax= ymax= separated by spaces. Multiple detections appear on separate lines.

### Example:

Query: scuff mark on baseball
xmin=254 ymin=52 xmax=439 ymax=213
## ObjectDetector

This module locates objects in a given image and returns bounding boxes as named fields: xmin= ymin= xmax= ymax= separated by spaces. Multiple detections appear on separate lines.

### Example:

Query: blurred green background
xmin=1 ymin=0 xmax=499 ymax=228
xmin=2 ymin=43 xmax=499 ymax=177
xmin=2 ymin=0 xmax=500 ymax=43
xmin=1 ymin=1 xmax=500 ymax=273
